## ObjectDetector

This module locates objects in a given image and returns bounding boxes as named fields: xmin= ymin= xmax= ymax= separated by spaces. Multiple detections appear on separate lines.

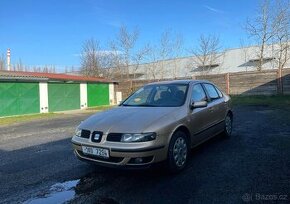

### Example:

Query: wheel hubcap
xmin=173 ymin=137 xmax=187 ymax=167
xmin=225 ymin=116 xmax=232 ymax=135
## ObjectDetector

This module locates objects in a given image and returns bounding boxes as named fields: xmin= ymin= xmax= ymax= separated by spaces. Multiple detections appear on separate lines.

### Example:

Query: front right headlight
xmin=120 ymin=132 xmax=156 ymax=142
xmin=75 ymin=128 xmax=82 ymax=137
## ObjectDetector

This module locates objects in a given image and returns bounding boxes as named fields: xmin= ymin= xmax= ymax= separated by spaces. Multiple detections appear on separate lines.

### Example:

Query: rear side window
xmin=215 ymin=86 xmax=223 ymax=98
xmin=203 ymin=83 xmax=220 ymax=100
xmin=191 ymin=84 xmax=207 ymax=102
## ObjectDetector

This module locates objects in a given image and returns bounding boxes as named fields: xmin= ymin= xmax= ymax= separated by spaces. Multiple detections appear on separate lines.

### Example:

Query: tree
xmin=146 ymin=44 xmax=160 ymax=80
xmin=14 ymin=58 xmax=24 ymax=71
xmin=245 ymin=0 xmax=277 ymax=71
xmin=130 ymin=44 xmax=151 ymax=80
xmin=271 ymin=0 xmax=290 ymax=71
xmin=190 ymin=34 xmax=223 ymax=75
xmin=110 ymin=25 xmax=139 ymax=80
xmin=158 ymin=30 xmax=173 ymax=79
xmin=240 ymin=39 xmax=251 ymax=72
xmin=80 ymin=38 xmax=110 ymax=77
xmin=145 ymin=30 xmax=184 ymax=79
xmin=171 ymin=34 xmax=184 ymax=78
xmin=0 ymin=54 xmax=5 ymax=70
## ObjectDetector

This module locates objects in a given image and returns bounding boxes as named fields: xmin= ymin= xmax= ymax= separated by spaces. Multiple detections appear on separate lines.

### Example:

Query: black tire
xmin=167 ymin=131 xmax=189 ymax=173
xmin=223 ymin=113 xmax=233 ymax=138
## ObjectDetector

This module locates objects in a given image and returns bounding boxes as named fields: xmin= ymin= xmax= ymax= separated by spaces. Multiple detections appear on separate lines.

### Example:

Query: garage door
xmin=0 ymin=82 xmax=40 ymax=117
xmin=87 ymin=83 xmax=109 ymax=107
xmin=48 ymin=83 xmax=80 ymax=112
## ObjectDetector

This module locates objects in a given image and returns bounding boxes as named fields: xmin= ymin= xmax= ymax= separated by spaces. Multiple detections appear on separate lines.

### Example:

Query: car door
xmin=188 ymin=83 xmax=212 ymax=145
xmin=202 ymin=83 xmax=226 ymax=134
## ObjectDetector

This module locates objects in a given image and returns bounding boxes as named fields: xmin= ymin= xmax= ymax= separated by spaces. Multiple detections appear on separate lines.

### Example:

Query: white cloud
xmin=203 ymin=5 xmax=224 ymax=14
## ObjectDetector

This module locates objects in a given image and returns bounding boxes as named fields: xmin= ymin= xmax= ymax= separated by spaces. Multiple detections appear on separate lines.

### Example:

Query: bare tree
xmin=171 ymin=34 xmax=184 ymax=78
xmin=14 ymin=58 xmax=24 ymax=71
xmin=144 ymin=30 xmax=185 ymax=80
xmin=240 ymin=39 xmax=252 ymax=71
xmin=0 ymin=54 xmax=6 ymax=70
xmin=245 ymin=0 xmax=278 ymax=71
xmin=110 ymin=25 xmax=139 ymax=80
xmin=80 ymin=38 xmax=111 ymax=77
xmin=190 ymin=34 xmax=223 ymax=75
xmin=158 ymin=30 xmax=173 ymax=79
xmin=131 ymin=44 xmax=151 ymax=80
xmin=272 ymin=0 xmax=290 ymax=70
xmin=146 ymin=44 xmax=161 ymax=80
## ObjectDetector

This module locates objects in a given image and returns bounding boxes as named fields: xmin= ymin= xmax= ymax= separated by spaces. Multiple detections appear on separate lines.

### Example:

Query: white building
xmin=128 ymin=43 xmax=290 ymax=80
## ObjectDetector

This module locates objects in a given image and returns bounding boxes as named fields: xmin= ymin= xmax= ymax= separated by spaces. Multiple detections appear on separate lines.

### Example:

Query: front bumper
xmin=71 ymin=138 xmax=167 ymax=168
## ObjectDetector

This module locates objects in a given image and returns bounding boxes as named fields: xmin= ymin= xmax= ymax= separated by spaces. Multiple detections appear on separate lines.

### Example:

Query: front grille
xmin=77 ymin=150 xmax=124 ymax=163
xmin=107 ymin=133 xmax=122 ymax=142
xmin=81 ymin=129 xmax=91 ymax=139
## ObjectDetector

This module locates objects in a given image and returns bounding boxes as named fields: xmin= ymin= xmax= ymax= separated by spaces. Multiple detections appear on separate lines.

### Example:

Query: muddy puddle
xmin=23 ymin=179 xmax=79 ymax=204
xmin=23 ymin=166 xmax=165 ymax=203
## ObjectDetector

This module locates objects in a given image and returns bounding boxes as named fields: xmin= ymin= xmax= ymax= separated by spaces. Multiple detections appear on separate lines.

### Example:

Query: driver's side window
xmin=191 ymin=84 xmax=207 ymax=102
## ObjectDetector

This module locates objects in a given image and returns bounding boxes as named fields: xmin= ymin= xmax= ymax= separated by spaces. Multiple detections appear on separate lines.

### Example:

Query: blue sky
xmin=0 ymin=0 xmax=259 ymax=72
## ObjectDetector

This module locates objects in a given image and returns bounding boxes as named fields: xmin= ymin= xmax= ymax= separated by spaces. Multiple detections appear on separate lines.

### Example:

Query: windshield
xmin=121 ymin=84 xmax=188 ymax=107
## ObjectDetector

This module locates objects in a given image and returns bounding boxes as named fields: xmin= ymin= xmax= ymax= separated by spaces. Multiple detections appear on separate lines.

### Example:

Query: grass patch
xmin=231 ymin=95 xmax=290 ymax=107
xmin=86 ymin=105 xmax=116 ymax=111
xmin=0 ymin=113 xmax=59 ymax=126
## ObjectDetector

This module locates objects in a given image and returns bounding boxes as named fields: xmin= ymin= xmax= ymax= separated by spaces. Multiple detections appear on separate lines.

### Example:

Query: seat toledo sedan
xmin=72 ymin=80 xmax=233 ymax=172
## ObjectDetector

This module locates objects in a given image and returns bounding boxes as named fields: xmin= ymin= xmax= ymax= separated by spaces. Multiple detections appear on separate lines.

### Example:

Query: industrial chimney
xmin=7 ymin=48 xmax=11 ymax=71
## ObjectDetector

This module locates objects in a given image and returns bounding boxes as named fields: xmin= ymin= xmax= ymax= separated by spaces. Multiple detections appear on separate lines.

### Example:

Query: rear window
xmin=203 ymin=83 xmax=220 ymax=100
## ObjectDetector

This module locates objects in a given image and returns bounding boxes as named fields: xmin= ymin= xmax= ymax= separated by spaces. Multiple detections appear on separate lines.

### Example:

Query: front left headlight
xmin=75 ymin=128 xmax=82 ymax=137
xmin=120 ymin=132 xmax=156 ymax=142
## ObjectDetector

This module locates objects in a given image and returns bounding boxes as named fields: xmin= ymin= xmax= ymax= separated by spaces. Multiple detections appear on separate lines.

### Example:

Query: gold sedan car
xmin=72 ymin=80 xmax=233 ymax=172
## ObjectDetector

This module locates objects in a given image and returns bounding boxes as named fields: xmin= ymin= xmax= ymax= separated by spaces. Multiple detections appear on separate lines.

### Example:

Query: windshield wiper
xmin=121 ymin=104 xmax=156 ymax=107
xmin=135 ymin=104 xmax=157 ymax=107
xmin=121 ymin=104 xmax=133 ymax=106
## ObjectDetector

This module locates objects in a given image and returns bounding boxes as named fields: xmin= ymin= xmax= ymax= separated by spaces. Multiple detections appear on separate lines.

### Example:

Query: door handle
xmin=209 ymin=107 xmax=214 ymax=112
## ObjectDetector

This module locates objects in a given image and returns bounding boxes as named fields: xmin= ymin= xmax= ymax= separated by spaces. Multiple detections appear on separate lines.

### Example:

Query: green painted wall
xmin=0 ymin=82 xmax=40 ymax=117
xmin=87 ymin=83 xmax=109 ymax=107
xmin=48 ymin=83 xmax=80 ymax=112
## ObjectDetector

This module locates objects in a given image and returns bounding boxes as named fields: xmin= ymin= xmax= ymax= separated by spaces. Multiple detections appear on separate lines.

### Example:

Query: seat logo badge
xmin=94 ymin=133 xmax=100 ymax=140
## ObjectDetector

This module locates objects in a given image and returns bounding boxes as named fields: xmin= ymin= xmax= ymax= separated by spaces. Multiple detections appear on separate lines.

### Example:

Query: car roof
xmin=146 ymin=79 xmax=212 ymax=85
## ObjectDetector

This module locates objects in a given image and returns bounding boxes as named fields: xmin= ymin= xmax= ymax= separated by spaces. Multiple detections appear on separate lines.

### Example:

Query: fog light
xmin=128 ymin=156 xmax=154 ymax=164
xmin=135 ymin=158 xmax=143 ymax=163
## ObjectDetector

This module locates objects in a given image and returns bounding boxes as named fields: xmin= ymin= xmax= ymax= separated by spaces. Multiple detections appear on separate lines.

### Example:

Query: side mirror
xmin=190 ymin=100 xmax=208 ymax=109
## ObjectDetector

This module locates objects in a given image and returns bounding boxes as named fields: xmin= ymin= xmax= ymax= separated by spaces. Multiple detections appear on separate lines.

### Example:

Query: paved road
xmin=0 ymin=106 xmax=290 ymax=204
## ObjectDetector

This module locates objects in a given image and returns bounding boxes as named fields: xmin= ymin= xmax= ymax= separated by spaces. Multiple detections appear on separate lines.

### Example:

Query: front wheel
xmin=167 ymin=131 xmax=189 ymax=173
xmin=223 ymin=113 xmax=233 ymax=137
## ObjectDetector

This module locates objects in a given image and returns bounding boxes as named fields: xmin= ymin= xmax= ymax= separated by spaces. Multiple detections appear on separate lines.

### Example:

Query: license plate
xmin=81 ymin=146 xmax=109 ymax=158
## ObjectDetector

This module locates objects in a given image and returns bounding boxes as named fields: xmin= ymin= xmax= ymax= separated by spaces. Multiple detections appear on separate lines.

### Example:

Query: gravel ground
xmin=0 ymin=106 xmax=289 ymax=204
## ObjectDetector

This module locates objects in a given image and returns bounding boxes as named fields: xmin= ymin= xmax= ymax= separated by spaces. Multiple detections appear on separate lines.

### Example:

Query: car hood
xmin=79 ymin=106 xmax=179 ymax=133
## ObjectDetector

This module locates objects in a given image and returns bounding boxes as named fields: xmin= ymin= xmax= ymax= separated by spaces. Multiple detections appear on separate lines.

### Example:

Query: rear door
xmin=202 ymin=83 xmax=226 ymax=132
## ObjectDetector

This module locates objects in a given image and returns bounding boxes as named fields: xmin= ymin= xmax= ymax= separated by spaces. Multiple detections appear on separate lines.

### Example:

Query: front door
xmin=188 ymin=83 xmax=212 ymax=145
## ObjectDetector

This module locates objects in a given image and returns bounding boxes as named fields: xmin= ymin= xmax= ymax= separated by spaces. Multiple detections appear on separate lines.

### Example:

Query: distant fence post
xmin=225 ymin=73 xmax=230 ymax=95
xmin=130 ymin=80 xmax=133 ymax=92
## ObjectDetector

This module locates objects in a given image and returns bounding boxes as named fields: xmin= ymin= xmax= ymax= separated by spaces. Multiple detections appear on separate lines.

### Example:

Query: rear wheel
xmin=223 ymin=113 xmax=233 ymax=137
xmin=167 ymin=131 xmax=189 ymax=173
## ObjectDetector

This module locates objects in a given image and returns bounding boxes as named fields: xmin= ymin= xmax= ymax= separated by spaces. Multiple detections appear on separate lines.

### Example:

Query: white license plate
xmin=81 ymin=146 xmax=109 ymax=158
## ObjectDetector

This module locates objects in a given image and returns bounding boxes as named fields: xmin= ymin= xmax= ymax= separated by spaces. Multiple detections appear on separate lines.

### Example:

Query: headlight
xmin=75 ymin=128 xmax=82 ymax=137
xmin=120 ymin=133 xmax=156 ymax=142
